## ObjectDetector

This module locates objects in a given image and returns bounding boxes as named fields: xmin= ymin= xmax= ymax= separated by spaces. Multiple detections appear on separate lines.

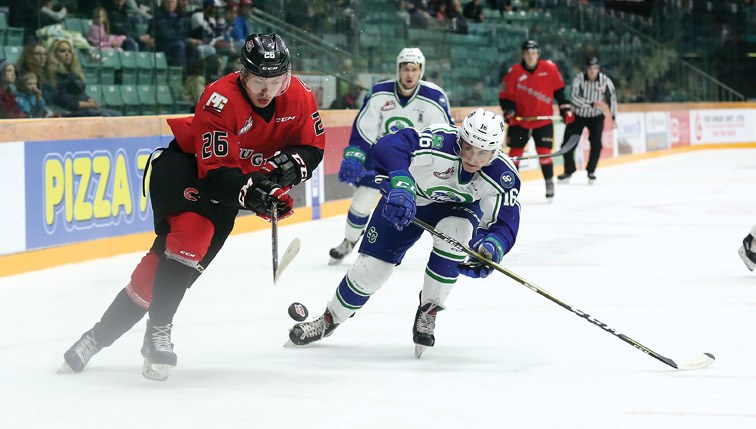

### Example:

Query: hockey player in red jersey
xmin=499 ymin=40 xmax=574 ymax=201
xmin=62 ymin=33 xmax=325 ymax=381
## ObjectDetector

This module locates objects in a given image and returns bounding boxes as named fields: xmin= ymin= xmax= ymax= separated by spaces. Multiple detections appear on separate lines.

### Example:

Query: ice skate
xmin=287 ymin=309 xmax=339 ymax=346
xmin=413 ymin=302 xmax=444 ymax=358
xmin=588 ymin=172 xmax=596 ymax=185
xmin=141 ymin=319 xmax=176 ymax=381
xmin=328 ymin=238 xmax=358 ymax=265
xmin=557 ymin=172 xmax=572 ymax=183
xmin=739 ymin=234 xmax=756 ymax=272
xmin=60 ymin=330 xmax=102 ymax=373
xmin=545 ymin=179 xmax=555 ymax=202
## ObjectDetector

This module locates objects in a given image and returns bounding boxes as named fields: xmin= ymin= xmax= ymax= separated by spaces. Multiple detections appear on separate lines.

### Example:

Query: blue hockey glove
xmin=380 ymin=170 xmax=417 ymax=231
xmin=338 ymin=147 xmax=367 ymax=184
xmin=458 ymin=232 xmax=505 ymax=278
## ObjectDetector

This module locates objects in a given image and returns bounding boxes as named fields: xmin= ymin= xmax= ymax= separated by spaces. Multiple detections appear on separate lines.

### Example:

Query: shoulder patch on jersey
xmin=381 ymin=100 xmax=397 ymax=111
xmin=431 ymin=133 xmax=444 ymax=148
xmin=500 ymin=171 xmax=515 ymax=189
xmin=204 ymin=92 xmax=228 ymax=114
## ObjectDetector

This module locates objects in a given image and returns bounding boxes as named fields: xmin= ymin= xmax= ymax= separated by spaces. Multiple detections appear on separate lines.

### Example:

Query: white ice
xmin=2 ymin=149 xmax=756 ymax=429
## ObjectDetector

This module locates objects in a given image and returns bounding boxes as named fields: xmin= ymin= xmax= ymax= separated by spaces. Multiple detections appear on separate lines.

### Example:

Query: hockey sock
xmin=148 ymin=255 xmax=195 ymax=326
xmin=329 ymin=274 xmax=370 ymax=323
xmin=92 ymin=288 xmax=148 ymax=347
xmin=508 ymin=147 xmax=525 ymax=168
xmin=345 ymin=212 xmax=369 ymax=242
xmin=537 ymin=147 xmax=554 ymax=179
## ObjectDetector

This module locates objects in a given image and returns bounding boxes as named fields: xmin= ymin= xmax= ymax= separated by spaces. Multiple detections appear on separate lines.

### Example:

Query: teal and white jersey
xmin=372 ymin=124 xmax=521 ymax=254
xmin=347 ymin=80 xmax=453 ymax=155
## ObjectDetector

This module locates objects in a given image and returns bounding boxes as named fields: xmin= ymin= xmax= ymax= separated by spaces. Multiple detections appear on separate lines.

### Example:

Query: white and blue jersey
xmin=347 ymin=80 xmax=453 ymax=187
xmin=361 ymin=124 xmax=521 ymax=264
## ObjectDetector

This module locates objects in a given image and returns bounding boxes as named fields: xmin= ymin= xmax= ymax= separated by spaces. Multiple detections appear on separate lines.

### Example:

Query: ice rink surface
xmin=2 ymin=148 xmax=756 ymax=428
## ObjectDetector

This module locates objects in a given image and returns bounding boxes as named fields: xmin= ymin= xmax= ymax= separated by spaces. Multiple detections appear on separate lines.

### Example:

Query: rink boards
xmin=0 ymin=104 xmax=754 ymax=275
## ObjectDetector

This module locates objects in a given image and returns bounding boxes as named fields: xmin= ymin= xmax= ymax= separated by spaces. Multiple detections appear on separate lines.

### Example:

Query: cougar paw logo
xmin=366 ymin=227 xmax=379 ymax=244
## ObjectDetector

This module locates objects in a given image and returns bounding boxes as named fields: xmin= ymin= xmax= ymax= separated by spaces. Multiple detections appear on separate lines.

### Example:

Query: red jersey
xmin=166 ymin=72 xmax=325 ymax=204
xmin=498 ymin=60 xmax=565 ymax=129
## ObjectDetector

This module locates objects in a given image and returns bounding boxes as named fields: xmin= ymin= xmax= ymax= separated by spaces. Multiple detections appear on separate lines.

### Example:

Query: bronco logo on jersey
xmin=500 ymin=171 xmax=515 ymax=189
xmin=384 ymin=116 xmax=414 ymax=134
xmin=433 ymin=167 xmax=454 ymax=179
xmin=380 ymin=100 xmax=396 ymax=111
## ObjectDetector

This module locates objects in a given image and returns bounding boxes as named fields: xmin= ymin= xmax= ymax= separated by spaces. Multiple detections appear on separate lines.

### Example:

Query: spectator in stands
xmin=15 ymin=71 xmax=49 ymax=118
xmin=447 ymin=0 xmax=468 ymax=34
xmin=105 ymin=0 xmax=154 ymax=51
xmin=152 ymin=0 xmax=195 ymax=67
xmin=463 ymin=0 xmax=484 ymax=23
xmin=0 ymin=59 xmax=27 ymax=119
xmin=44 ymin=39 xmax=121 ymax=117
xmin=225 ymin=1 xmax=251 ymax=50
xmin=189 ymin=0 xmax=223 ymax=57
xmin=434 ymin=2 xmax=448 ymax=24
xmin=40 ymin=0 xmax=68 ymax=26
xmin=88 ymin=7 xmax=128 ymax=52
xmin=329 ymin=84 xmax=362 ymax=110
xmin=17 ymin=43 xmax=49 ymax=88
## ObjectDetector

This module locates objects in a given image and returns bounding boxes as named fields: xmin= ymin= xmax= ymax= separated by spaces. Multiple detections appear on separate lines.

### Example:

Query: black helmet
xmin=586 ymin=56 xmax=600 ymax=67
xmin=521 ymin=40 xmax=539 ymax=51
xmin=240 ymin=33 xmax=291 ymax=78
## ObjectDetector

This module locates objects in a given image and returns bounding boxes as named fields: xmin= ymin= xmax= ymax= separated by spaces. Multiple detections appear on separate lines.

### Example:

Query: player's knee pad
xmin=536 ymin=146 xmax=554 ymax=165
xmin=164 ymin=212 xmax=214 ymax=268
xmin=346 ymin=254 xmax=395 ymax=295
xmin=434 ymin=217 xmax=474 ymax=257
xmin=126 ymin=250 xmax=160 ymax=309
xmin=349 ymin=187 xmax=381 ymax=217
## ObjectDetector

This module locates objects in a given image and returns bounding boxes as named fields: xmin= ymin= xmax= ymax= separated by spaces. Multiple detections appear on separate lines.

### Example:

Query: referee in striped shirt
xmin=558 ymin=56 xmax=617 ymax=184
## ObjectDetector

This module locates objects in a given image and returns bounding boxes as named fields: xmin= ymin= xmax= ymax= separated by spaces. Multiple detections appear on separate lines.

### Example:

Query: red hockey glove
xmin=239 ymin=173 xmax=294 ymax=221
xmin=559 ymin=104 xmax=575 ymax=125
xmin=260 ymin=152 xmax=307 ymax=188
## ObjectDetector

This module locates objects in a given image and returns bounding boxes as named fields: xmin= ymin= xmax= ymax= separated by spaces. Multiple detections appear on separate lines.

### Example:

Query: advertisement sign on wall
xmin=690 ymin=109 xmax=755 ymax=144
xmin=645 ymin=111 xmax=670 ymax=151
xmin=615 ymin=112 xmax=645 ymax=155
xmin=24 ymin=136 xmax=168 ymax=250
xmin=0 ymin=142 xmax=26 ymax=255
xmin=669 ymin=110 xmax=690 ymax=148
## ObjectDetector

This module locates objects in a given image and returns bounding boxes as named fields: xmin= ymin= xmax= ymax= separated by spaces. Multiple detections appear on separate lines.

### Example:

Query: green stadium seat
xmin=118 ymin=51 xmax=138 ymax=85
xmin=120 ymin=85 xmax=142 ymax=116
xmin=136 ymin=85 xmax=158 ymax=115
xmin=156 ymin=85 xmax=174 ymax=114
xmin=154 ymin=52 xmax=168 ymax=84
xmin=86 ymin=84 xmax=103 ymax=106
xmin=135 ymin=52 xmax=155 ymax=85
xmin=166 ymin=66 xmax=184 ymax=90
xmin=101 ymin=85 xmax=124 ymax=112
xmin=3 ymin=45 xmax=21 ymax=64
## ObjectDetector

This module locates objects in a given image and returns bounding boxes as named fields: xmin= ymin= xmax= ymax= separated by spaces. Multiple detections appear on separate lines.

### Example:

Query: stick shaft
xmin=510 ymin=135 xmax=579 ymax=162
xmin=271 ymin=209 xmax=279 ymax=281
xmin=411 ymin=218 xmax=683 ymax=369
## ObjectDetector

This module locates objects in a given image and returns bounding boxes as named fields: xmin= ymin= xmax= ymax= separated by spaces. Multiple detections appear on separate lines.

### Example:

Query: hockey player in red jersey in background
xmin=62 ymin=33 xmax=325 ymax=381
xmin=499 ymin=40 xmax=574 ymax=201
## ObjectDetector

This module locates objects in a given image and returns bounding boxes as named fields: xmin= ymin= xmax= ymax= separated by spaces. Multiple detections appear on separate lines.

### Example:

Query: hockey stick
xmin=509 ymin=135 xmax=579 ymax=162
xmin=411 ymin=218 xmax=715 ymax=370
xmin=515 ymin=115 xmax=561 ymax=121
xmin=275 ymin=237 xmax=301 ymax=285
xmin=271 ymin=209 xmax=279 ymax=282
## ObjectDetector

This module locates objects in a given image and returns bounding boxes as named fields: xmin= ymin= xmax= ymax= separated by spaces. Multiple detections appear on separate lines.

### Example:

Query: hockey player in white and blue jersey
xmin=328 ymin=47 xmax=454 ymax=264
xmin=290 ymin=109 xmax=521 ymax=357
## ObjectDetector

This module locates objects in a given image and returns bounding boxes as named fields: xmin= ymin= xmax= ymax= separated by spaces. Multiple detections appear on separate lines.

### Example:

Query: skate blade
xmin=545 ymin=197 xmax=554 ymax=204
xmin=57 ymin=361 xmax=75 ymax=374
xmin=588 ymin=180 xmax=596 ymax=186
xmin=414 ymin=345 xmax=427 ymax=359
xmin=739 ymin=246 xmax=755 ymax=271
xmin=142 ymin=360 xmax=173 ymax=381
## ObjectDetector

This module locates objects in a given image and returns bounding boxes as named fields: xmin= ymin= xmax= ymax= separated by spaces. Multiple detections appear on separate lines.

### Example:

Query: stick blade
xmin=674 ymin=353 xmax=715 ymax=370
xmin=274 ymin=238 xmax=301 ymax=285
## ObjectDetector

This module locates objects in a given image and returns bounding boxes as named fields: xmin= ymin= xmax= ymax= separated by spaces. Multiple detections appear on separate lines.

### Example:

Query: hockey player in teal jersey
xmin=290 ymin=109 xmax=521 ymax=357
xmin=328 ymin=47 xmax=454 ymax=265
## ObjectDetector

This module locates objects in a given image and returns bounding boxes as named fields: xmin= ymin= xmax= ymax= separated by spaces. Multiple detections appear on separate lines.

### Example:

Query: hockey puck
xmin=288 ymin=302 xmax=308 ymax=321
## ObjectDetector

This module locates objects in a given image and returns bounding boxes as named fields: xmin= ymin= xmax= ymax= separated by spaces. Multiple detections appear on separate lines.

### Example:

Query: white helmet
xmin=396 ymin=47 xmax=425 ymax=81
xmin=458 ymin=108 xmax=506 ymax=159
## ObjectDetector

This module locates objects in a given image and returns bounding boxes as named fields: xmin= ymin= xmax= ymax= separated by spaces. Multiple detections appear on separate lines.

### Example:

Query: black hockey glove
xmin=261 ymin=152 xmax=307 ymax=188
xmin=239 ymin=173 xmax=294 ymax=221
